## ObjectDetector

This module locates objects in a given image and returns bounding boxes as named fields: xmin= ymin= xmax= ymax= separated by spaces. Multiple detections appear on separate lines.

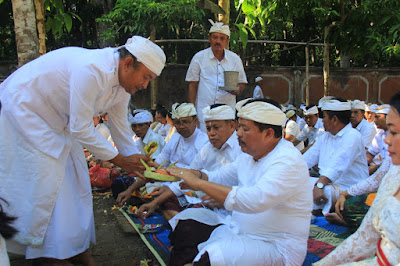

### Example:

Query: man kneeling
xmin=167 ymin=98 xmax=312 ymax=266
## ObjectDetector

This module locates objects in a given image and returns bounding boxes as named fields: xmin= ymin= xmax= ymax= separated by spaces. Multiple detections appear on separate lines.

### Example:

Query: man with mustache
xmin=168 ymin=98 xmax=312 ymax=266
xmin=186 ymin=20 xmax=247 ymax=132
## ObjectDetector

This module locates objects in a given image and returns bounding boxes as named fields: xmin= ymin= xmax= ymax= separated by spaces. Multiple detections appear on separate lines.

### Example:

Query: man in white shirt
xmin=186 ymin=19 xmax=247 ymax=132
xmin=168 ymin=98 xmax=312 ymax=266
xmin=116 ymin=103 xmax=208 ymax=206
xmin=367 ymin=104 xmax=390 ymax=174
xmin=0 ymin=36 xmax=165 ymax=264
xmin=137 ymin=104 xmax=242 ymax=220
xmin=292 ymin=105 xmax=324 ymax=151
xmin=350 ymin=100 xmax=376 ymax=148
xmin=304 ymin=98 xmax=369 ymax=215
xmin=253 ymin=76 xmax=263 ymax=99
xmin=285 ymin=110 xmax=304 ymax=150
xmin=129 ymin=109 xmax=165 ymax=159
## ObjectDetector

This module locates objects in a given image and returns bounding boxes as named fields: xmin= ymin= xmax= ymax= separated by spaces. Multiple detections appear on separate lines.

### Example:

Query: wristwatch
xmin=315 ymin=182 xmax=325 ymax=189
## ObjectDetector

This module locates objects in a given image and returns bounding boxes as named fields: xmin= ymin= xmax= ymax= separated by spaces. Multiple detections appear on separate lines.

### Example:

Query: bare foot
xmin=325 ymin=213 xmax=348 ymax=226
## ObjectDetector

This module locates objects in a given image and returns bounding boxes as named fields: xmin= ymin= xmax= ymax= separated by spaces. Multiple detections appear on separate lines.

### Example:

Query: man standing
xmin=168 ymin=98 xmax=312 ymax=266
xmin=253 ymin=76 xmax=263 ymax=99
xmin=304 ymin=98 xmax=369 ymax=215
xmin=186 ymin=19 xmax=247 ymax=131
xmin=350 ymin=100 xmax=376 ymax=148
xmin=0 ymin=36 xmax=165 ymax=264
xmin=129 ymin=109 xmax=165 ymax=159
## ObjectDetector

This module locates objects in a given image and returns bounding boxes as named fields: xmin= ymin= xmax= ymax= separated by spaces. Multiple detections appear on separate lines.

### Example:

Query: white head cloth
xmin=370 ymin=104 xmax=379 ymax=113
xmin=236 ymin=98 xmax=286 ymax=126
xmin=375 ymin=104 xmax=391 ymax=114
xmin=321 ymin=100 xmax=351 ymax=111
xmin=286 ymin=104 xmax=297 ymax=111
xmin=128 ymin=109 xmax=153 ymax=124
xmin=124 ymin=36 xmax=166 ymax=76
xmin=351 ymin=100 xmax=366 ymax=110
xmin=171 ymin=103 xmax=197 ymax=119
xmin=255 ymin=76 xmax=263 ymax=83
xmin=202 ymin=105 xmax=235 ymax=122
xmin=304 ymin=106 xmax=319 ymax=116
xmin=365 ymin=104 xmax=371 ymax=112
xmin=209 ymin=19 xmax=230 ymax=37
xmin=318 ymin=96 xmax=335 ymax=108
xmin=300 ymin=104 xmax=306 ymax=111
xmin=286 ymin=110 xmax=296 ymax=119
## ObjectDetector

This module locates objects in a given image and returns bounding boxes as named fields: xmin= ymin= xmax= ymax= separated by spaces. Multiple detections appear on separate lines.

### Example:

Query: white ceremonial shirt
xmin=253 ymin=85 xmax=263 ymax=99
xmin=296 ymin=115 xmax=306 ymax=131
xmin=304 ymin=124 xmax=369 ymax=190
xmin=155 ymin=128 xmax=208 ymax=168
xmin=0 ymin=47 xmax=138 ymax=257
xmin=168 ymin=132 xmax=242 ymax=199
xmin=170 ymin=139 xmax=312 ymax=265
xmin=285 ymin=120 xmax=304 ymax=150
xmin=136 ymin=128 xmax=166 ymax=159
xmin=185 ymin=47 xmax=247 ymax=131
xmin=95 ymin=123 xmax=114 ymax=144
xmin=158 ymin=123 xmax=172 ymax=138
xmin=368 ymin=130 xmax=389 ymax=161
xmin=356 ymin=118 xmax=377 ymax=148
xmin=296 ymin=118 xmax=324 ymax=144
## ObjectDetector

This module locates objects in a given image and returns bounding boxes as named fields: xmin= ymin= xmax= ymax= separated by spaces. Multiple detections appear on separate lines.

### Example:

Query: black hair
xmin=156 ymin=107 xmax=169 ymax=118
xmin=390 ymin=91 xmax=400 ymax=114
xmin=324 ymin=97 xmax=351 ymax=125
xmin=242 ymin=98 xmax=283 ymax=138
xmin=210 ymin=103 xmax=226 ymax=109
xmin=118 ymin=47 xmax=140 ymax=68
xmin=0 ymin=198 xmax=18 ymax=239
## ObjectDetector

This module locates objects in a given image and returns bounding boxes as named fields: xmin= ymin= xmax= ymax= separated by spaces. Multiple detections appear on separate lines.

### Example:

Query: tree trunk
xmin=218 ymin=0 xmax=229 ymax=25
xmin=11 ymin=0 xmax=39 ymax=66
xmin=93 ymin=0 xmax=114 ymax=48
xmin=149 ymin=27 xmax=158 ymax=107
xmin=33 ymin=0 xmax=46 ymax=55
xmin=323 ymin=26 xmax=331 ymax=97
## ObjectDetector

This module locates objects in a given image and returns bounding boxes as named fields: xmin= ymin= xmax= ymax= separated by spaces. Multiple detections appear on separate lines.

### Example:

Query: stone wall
xmin=131 ymin=65 xmax=400 ymax=109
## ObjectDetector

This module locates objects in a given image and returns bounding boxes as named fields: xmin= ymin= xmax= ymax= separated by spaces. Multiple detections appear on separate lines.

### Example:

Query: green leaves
xmin=44 ymin=0 xmax=81 ymax=37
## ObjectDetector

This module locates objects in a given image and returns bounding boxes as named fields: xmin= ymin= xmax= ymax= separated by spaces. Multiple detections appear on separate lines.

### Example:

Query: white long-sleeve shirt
xmin=304 ymin=124 xmax=369 ymax=190
xmin=356 ymin=118 xmax=377 ymax=148
xmin=296 ymin=118 xmax=325 ymax=144
xmin=197 ymin=139 xmax=312 ymax=265
xmin=136 ymin=128 xmax=166 ymax=159
xmin=368 ymin=130 xmax=389 ymax=161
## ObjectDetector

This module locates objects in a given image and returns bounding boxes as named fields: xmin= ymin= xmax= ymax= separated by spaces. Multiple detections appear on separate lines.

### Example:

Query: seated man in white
xmin=284 ymin=110 xmax=304 ymax=150
xmin=129 ymin=109 xmax=165 ymax=159
xmin=304 ymin=98 xmax=369 ymax=215
xmin=292 ymin=105 xmax=324 ymax=152
xmin=367 ymin=104 xmax=390 ymax=174
xmin=167 ymin=98 xmax=312 ymax=266
xmin=350 ymin=100 xmax=376 ymax=148
xmin=116 ymin=103 xmax=208 ymax=205
xmin=137 ymin=104 xmax=242 ymax=220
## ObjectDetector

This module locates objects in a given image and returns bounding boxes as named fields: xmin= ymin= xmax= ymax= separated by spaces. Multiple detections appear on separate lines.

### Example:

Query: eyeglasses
xmin=173 ymin=118 xmax=194 ymax=127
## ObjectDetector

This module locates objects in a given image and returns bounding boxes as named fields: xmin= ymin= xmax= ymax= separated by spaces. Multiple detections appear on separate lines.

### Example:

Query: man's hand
xmin=313 ymin=186 xmax=328 ymax=205
xmin=228 ymin=89 xmax=241 ymax=95
xmin=335 ymin=193 xmax=349 ymax=219
xmin=116 ymin=189 xmax=132 ymax=207
xmin=201 ymin=195 xmax=224 ymax=209
xmin=138 ymin=202 xmax=158 ymax=220
xmin=110 ymin=154 xmax=151 ymax=178
xmin=167 ymin=168 xmax=202 ymax=191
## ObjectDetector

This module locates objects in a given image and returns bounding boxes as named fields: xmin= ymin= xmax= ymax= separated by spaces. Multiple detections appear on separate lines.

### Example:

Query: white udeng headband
xmin=129 ymin=109 xmax=153 ymax=124
xmin=351 ymin=100 xmax=366 ymax=110
xmin=203 ymin=105 xmax=235 ymax=122
xmin=321 ymin=100 xmax=351 ymax=111
xmin=208 ymin=19 xmax=230 ymax=37
xmin=171 ymin=103 xmax=197 ymax=119
xmin=375 ymin=104 xmax=390 ymax=114
xmin=304 ymin=106 xmax=319 ymax=115
xmin=124 ymin=36 xmax=166 ymax=76
xmin=236 ymin=98 xmax=286 ymax=126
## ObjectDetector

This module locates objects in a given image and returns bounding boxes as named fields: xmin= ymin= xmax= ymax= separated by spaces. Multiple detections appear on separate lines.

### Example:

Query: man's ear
xmin=122 ymin=57 xmax=133 ymax=71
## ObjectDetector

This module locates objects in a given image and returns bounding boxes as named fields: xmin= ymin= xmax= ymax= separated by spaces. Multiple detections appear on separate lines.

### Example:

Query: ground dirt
xmin=9 ymin=190 xmax=158 ymax=266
